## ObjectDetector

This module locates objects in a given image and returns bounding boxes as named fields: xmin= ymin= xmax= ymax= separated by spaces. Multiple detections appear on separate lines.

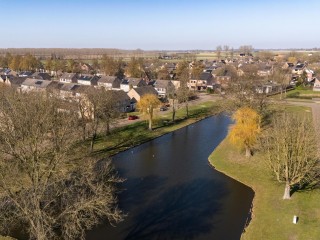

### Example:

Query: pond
xmin=87 ymin=115 xmax=254 ymax=240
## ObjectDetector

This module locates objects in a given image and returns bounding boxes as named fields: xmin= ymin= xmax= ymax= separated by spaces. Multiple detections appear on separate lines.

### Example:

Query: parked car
xmin=160 ymin=106 xmax=168 ymax=111
xmin=128 ymin=115 xmax=139 ymax=120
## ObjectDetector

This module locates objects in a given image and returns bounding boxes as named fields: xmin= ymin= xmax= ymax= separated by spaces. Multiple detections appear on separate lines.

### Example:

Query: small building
xmin=111 ymin=90 xmax=134 ymax=112
xmin=21 ymin=78 xmax=54 ymax=92
xmin=127 ymin=85 xmax=158 ymax=102
xmin=120 ymin=78 xmax=147 ymax=92
xmin=31 ymin=72 xmax=52 ymax=80
xmin=313 ymin=76 xmax=320 ymax=92
xmin=77 ymin=74 xmax=99 ymax=86
xmin=97 ymin=76 xmax=122 ymax=90
xmin=58 ymin=83 xmax=82 ymax=100
xmin=0 ymin=75 xmax=26 ymax=89
xmin=153 ymin=79 xmax=175 ymax=98
xmin=292 ymin=63 xmax=306 ymax=75
xmin=59 ymin=73 xmax=78 ymax=83
xmin=189 ymin=72 xmax=214 ymax=91
xmin=257 ymin=63 xmax=273 ymax=77
xmin=255 ymin=82 xmax=283 ymax=94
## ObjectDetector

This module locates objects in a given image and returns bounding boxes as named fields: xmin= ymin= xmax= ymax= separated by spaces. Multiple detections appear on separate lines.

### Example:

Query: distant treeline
xmin=0 ymin=48 xmax=162 ymax=60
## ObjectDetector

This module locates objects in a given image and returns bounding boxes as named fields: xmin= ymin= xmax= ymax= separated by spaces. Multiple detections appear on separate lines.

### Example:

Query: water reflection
xmin=86 ymin=115 xmax=253 ymax=240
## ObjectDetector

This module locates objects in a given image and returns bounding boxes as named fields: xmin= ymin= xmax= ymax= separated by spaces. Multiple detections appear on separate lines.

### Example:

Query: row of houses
xmin=0 ymin=75 xmax=164 ymax=112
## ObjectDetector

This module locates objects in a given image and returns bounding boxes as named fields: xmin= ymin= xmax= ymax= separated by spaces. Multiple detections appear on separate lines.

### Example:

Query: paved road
xmin=286 ymin=99 xmax=320 ymax=151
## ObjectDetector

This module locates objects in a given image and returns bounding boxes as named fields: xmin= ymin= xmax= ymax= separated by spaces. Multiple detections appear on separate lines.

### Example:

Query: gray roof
xmin=31 ymin=72 xmax=52 ymax=80
xmin=8 ymin=76 xmax=27 ymax=87
xmin=110 ymin=90 xmax=130 ymax=102
xmin=154 ymin=79 xmax=173 ymax=88
xmin=60 ymin=73 xmax=77 ymax=79
xmin=199 ymin=72 xmax=213 ymax=81
xmin=121 ymin=78 xmax=146 ymax=87
xmin=78 ymin=74 xmax=94 ymax=81
xmin=257 ymin=63 xmax=272 ymax=71
xmin=133 ymin=86 xmax=158 ymax=96
xmin=98 ymin=76 xmax=119 ymax=84
xmin=22 ymin=78 xmax=53 ymax=89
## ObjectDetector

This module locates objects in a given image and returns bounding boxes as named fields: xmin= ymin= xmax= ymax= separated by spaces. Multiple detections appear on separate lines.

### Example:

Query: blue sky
xmin=1 ymin=0 xmax=319 ymax=50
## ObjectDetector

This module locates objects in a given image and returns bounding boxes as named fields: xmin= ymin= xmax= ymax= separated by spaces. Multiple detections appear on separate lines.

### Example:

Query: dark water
xmin=86 ymin=115 xmax=254 ymax=240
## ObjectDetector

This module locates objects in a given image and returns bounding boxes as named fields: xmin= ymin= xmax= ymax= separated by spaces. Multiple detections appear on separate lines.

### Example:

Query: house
xmin=0 ymin=68 xmax=17 ymax=76
xmin=120 ymin=78 xmax=147 ymax=92
xmin=282 ymin=62 xmax=295 ymax=69
xmin=292 ymin=63 xmax=306 ymax=75
xmin=257 ymin=63 xmax=273 ymax=77
xmin=189 ymin=72 xmax=214 ymax=91
xmin=153 ymin=79 xmax=175 ymax=98
xmin=58 ymin=83 xmax=82 ymax=100
xmin=127 ymin=85 xmax=158 ymax=102
xmin=255 ymin=82 xmax=283 ymax=94
xmin=171 ymin=80 xmax=181 ymax=89
xmin=59 ymin=73 xmax=78 ymax=83
xmin=305 ymin=68 xmax=314 ymax=82
xmin=77 ymin=74 xmax=99 ymax=86
xmin=0 ymin=75 xmax=8 ymax=84
xmin=21 ymin=78 xmax=55 ymax=92
xmin=80 ymin=63 xmax=93 ymax=73
xmin=31 ymin=72 xmax=51 ymax=80
xmin=97 ymin=76 xmax=122 ymax=90
xmin=0 ymin=75 xmax=26 ymax=89
xmin=110 ymin=90 xmax=134 ymax=112
xmin=313 ymin=75 xmax=320 ymax=91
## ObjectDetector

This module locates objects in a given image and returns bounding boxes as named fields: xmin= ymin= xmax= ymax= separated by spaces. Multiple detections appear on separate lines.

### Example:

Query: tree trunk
xmin=82 ymin=123 xmax=86 ymax=141
xmin=245 ymin=146 xmax=251 ymax=157
xmin=106 ymin=119 xmax=110 ymax=136
xmin=148 ymin=115 xmax=152 ymax=131
xmin=90 ymin=132 xmax=96 ymax=152
xmin=172 ymin=109 xmax=176 ymax=123
xmin=283 ymin=182 xmax=291 ymax=199
xmin=186 ymin=102 xmax=189 ymax=118
xmin=172 ymin=99 xmax=176 ymax=122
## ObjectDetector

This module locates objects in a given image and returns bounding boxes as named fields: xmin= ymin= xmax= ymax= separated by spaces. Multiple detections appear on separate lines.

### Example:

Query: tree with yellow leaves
xmin=228 ymin=107 xmax=261 ymax=157
xmin=137 ymin=94 xmax=161 ymax=130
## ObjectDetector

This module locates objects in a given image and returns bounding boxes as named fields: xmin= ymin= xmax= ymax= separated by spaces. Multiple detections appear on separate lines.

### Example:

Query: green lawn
xmin=89 ymin=101 xmax=220 ymax=157
xmin=209 ymin=105 xmax=320 ymax=240
xmin=286 ymin=87 xmax=320 ymax=99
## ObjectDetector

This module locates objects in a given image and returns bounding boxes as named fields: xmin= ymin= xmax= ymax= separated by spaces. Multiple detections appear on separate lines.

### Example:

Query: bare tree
xmin=84 ymin=88 xmax=120 ymax=151
xmin=239 ymin=45 xmax=253 ymax=56
xmin=271 ymin=68 xmax=290 ymax=100
xmin=177 ymin=66 xmax=191 ymax=118
xmin=223 ymin=45 xmax=230 ymax=58
xmin=216 ymin=45 xmax=222 ymax=61
xmin=264 ymin=113 xmax=319 ymax=199
xmin=191 ymin=61 xmax=205 ymax=79
xmin=167 ymin=83 xmax=177 ymax=122
xmin=230 ymin=47 xmax=234 ymax=59
xmin=0 ymin=90 xmax=124 ymax=239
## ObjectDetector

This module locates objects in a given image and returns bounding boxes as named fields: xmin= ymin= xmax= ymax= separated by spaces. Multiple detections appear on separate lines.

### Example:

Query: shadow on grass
xmin=291 ymin=181 xmax=320 ymax=196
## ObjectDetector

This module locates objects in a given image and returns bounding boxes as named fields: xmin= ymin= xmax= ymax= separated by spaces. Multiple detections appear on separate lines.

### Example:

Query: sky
xmin=1 ymin=0 xmax=320 ymax=50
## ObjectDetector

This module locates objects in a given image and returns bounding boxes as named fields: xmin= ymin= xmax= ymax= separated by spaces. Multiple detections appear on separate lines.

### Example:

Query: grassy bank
xmin=286 ymin=86 xmax=320 ymax=99
xmin=209 ymin=106 xmax=320 ymax=240
xmin=88 ymin=101 xmax=220 ymax=157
